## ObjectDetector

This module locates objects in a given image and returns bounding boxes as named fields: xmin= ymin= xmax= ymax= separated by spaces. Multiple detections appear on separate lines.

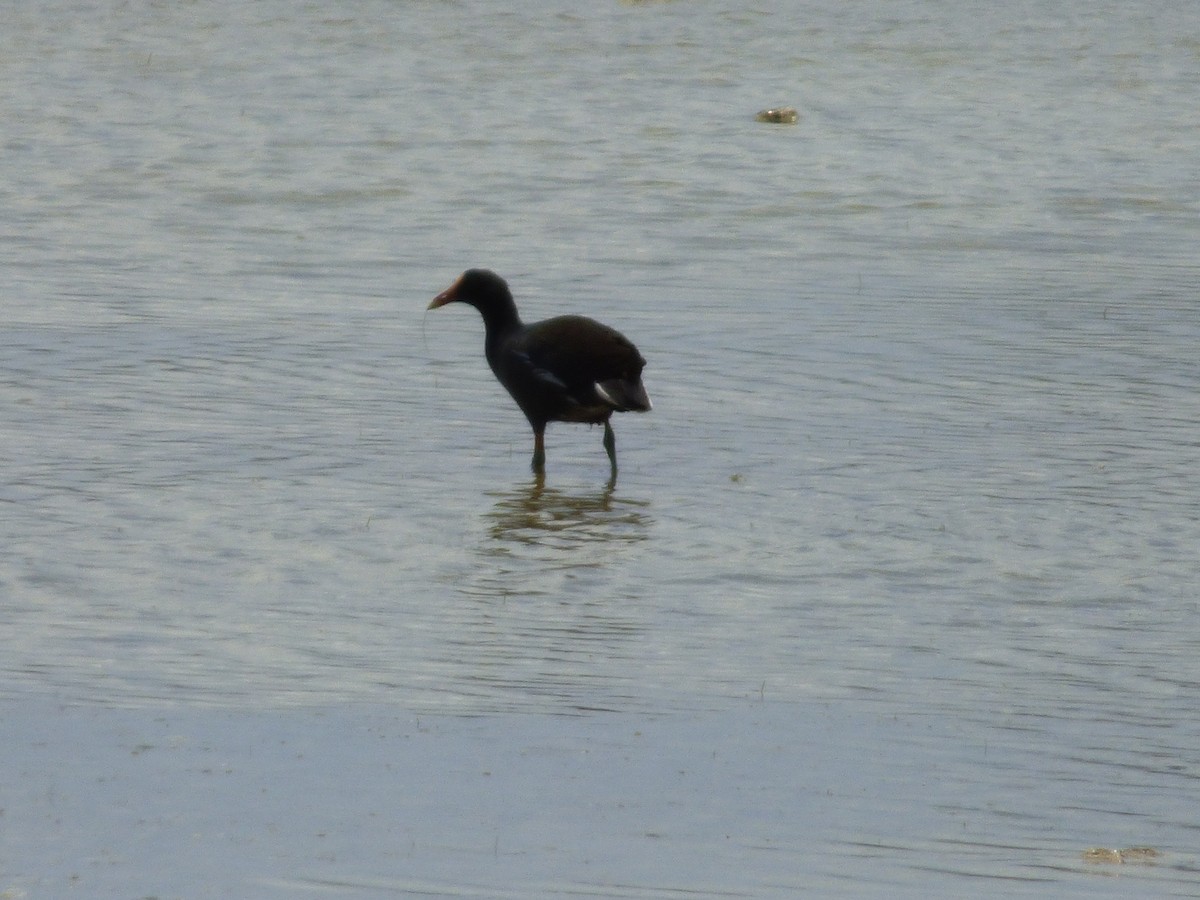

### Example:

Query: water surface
xmin=2 ymin=1 xmax=1198 ymax=896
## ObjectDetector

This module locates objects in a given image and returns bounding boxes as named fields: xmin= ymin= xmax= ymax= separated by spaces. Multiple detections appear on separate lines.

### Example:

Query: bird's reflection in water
xmin=483 ymin=473 xmax=652 ymax=556
xmin=442 ymin=476 xmax=654 ymax=713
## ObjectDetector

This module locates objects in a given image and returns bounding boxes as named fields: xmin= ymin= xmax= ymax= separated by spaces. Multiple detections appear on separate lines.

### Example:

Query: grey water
xmin=2 ymin=1 xmax=1199 ymax=896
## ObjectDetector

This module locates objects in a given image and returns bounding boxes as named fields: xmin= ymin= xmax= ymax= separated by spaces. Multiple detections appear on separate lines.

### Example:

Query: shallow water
xmin=2 ymin=1 xmax=1199 ymax=896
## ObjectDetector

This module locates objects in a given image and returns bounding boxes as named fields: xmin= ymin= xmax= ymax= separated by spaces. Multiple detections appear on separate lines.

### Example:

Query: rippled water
xmin=2 ymin=0 xmax=1199 ymax=896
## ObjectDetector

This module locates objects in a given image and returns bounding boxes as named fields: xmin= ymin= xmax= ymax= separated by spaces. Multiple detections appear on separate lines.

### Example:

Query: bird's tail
xmin=595 ymin=378 xmax=652 ymax=412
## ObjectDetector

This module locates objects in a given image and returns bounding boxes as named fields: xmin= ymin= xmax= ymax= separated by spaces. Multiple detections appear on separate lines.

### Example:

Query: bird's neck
xmin=476 ymin=297 xmax=522 ymax=342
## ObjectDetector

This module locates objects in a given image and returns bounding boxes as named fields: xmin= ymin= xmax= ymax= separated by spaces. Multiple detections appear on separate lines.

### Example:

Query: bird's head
xmin=428 ymin=269 xmax=512 ymax=312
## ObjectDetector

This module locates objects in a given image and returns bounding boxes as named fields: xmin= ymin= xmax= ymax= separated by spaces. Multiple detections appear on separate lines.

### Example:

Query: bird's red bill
xmin=428 ymin=275 xmax=463 ymax=310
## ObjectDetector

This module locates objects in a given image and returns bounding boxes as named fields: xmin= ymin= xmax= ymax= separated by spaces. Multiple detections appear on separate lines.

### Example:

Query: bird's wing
xmin=512 ymin=351 xmax=569 ymax=391
xmin=520 ymin=316 xmax=642 ymax=387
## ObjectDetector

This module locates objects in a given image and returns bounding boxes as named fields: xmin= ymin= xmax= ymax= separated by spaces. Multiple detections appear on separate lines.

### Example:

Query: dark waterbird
xmin=428 ymin=269 xmax=651 ymax=474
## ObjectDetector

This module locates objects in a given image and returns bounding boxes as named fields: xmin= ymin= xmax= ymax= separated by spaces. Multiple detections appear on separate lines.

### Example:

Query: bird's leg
xmin=531 ymin=428 xmax=546 ymax=472
xmin=602 ymin=420 xmax=617 ymax=473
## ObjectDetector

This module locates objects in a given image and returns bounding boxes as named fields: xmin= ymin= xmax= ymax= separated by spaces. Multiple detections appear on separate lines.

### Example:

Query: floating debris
xmin=755 ymin=107 xmax=799 ymax=125
xmin=1083 ymin=847 xmax=1161 ymax=864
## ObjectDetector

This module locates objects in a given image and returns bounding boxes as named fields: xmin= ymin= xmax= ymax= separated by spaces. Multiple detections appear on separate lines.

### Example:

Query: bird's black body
xmin=429 ymin=269 xmax=651 ymax=473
